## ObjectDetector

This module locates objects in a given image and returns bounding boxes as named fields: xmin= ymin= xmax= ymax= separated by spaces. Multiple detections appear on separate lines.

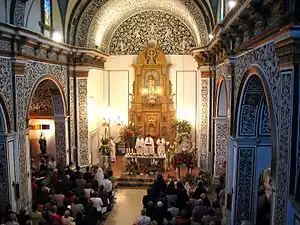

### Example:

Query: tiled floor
xmin=105 ymin=188 xmax=146 ymax=225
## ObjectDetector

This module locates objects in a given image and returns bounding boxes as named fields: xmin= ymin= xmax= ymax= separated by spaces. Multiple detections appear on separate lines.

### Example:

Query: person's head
xmin=85 ymin=183 xmax=91 ymax=189
xmin=157 ymin=201 xmax=163 ymax=208
xmin=91 ymin=192 xmax=98 ymax=197
xmin=176 ymin=181 xmax=184 ymax=189
xmin=104 ymin=174 xmax=109 ymax=179
xmin=19 ymin=208 xmax=26 ymax=215
xmin=197 ymin=180 xmax=204 ymax=188
xmin=32 ymin=205 xmax=38 ymax=212
xmin=86 ymin=167 xmax=90 ymax=172
xmin=37 ymin=204 xmax=44 ymax=212
xmin=76 ymin=166 xmax=80 ymax=171
xmin=141 ymin=208 xmax=147 ymax=216
xmin=180 ymin=209 xmax=189 ymax=218
xmin=170 ymin=201 xmax=176 ymax=207
xmin=51 ymin=205 xmax=57 ymax=213
xmin=64 ymin=210 xmax=70 ymax=218
xmin=147 ymin=134 xmax=151 ymax=137
xmin=148 ymin=201 xmax=154 ymax=208
xmin=200 ymin=193 xmax=207 ymax=200
xmin=157 ymin=174 xmax=164 ymax=182
xmin=197 ymin=199 xmax=203 ymax=206
xmin=88 ymin=199 xmax=94 ymax=207
xmin=165 ymin=211 xmax=172 ymax=221
xmin=8 ymin=213 xmax=16 ymax=221
xmin=99 ymin=185 xmax=104 ymax=191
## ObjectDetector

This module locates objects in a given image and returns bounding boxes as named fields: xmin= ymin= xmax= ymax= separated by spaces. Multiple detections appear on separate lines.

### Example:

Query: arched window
xmin=41 ymin=0 xmax=52 ymax=34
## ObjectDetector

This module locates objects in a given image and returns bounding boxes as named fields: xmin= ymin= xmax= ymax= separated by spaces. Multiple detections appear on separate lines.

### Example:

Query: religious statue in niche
xmin=39 ymin=132 xmax=47 ymax=154
xmin=144 ymin=70 xmax=160 ymax=104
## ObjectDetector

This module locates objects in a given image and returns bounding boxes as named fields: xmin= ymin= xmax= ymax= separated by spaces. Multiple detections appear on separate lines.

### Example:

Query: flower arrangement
xmin=172 ymin=119 xmax=192 ymax=134
xmin=181 ymin=173 xmax=198 ymax=185
xmin=198 ymin=170 xmax=212 ymax=187
xmin=120 ymin=122 xmax=137 ymax=146
xmin=172 ymin=152 xmax=197 ymax=169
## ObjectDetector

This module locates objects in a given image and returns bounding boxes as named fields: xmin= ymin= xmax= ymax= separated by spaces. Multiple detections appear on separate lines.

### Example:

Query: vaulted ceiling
xmin=67 ymin=0 xmax=215 ymax=55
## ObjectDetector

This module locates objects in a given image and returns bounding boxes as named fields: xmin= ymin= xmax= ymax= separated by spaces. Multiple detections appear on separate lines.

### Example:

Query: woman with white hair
xmin=136 ymin=208 xmax=151 ymax=225
xmin=95 ymin=166 xmax=104 ymax=186
xmin=62 ymin=210 xmax=75 ymax=225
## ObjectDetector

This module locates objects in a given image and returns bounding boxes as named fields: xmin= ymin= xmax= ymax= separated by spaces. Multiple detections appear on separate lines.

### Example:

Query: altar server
xmin=144 ymin=134 xmax=155 ymax=154
xmin=135 ymin=136 xmax=145 ymax=154
xmin=156 ymin=137 xmax=166 ymax=155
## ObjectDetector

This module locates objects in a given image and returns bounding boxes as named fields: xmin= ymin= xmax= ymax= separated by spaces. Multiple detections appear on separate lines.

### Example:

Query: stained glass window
xmin=220 ymin=0 xmax=224 ymax=21
xmin=44 ymin=0 xmax=52 ymax=27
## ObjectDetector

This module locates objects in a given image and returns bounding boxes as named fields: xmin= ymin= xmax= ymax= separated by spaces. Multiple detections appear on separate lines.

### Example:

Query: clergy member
xmin=144 ymin=134 xmax=154 ymax=154
xmin=109 ymin=137 xmax=116 ymax=162
xmin=135 ymin=135 xmax=145 ymax=154
xmin=156 ymin=137 xmax=166 ymax=155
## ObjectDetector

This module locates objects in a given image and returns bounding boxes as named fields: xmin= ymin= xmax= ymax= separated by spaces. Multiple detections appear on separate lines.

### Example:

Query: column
xmin=14 ymin=59 xmax=30 ymax=208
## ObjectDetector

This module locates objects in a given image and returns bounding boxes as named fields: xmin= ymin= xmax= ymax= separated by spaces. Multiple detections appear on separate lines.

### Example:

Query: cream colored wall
xmin=25 ymin=0 xmax=41 ymax=33
xmin=0 ymin=0 xmax=10 ymax=23
xmin=65 ymin=0 xmax=76 ymax=41
xmin=87 ymin=55 xmax=200 ymax=144
xmin=52 ymin=0 xmax=63 ymax=37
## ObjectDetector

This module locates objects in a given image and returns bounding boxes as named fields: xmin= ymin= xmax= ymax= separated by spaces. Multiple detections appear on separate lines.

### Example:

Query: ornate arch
xmin=68 ymin=0 xmax=213 ymax=51
xmin=0 ymin=96 xmax=10 ymax=134
xmin=26 ymin=75 xmax=67 ymax=118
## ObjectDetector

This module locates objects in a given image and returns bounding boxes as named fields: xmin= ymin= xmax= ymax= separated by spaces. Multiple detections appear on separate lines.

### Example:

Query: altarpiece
xmin=129 ymin=44 xmax=176 ymax=141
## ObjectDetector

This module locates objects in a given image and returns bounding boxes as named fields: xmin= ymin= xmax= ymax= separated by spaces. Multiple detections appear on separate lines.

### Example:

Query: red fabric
xmin=49 ymin=213 xmax=62 ymax=225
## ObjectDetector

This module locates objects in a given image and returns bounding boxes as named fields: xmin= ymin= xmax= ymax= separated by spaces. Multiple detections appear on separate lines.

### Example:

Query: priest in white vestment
xmin=109 ymin=137 xmax=116 ymax=162
xmin=135 ymin=136 xmax=145 ymax=154
xmin=144 ymin=134 xmax=154 ymax=154
xmin=156 ymin=137 xmax=166 ymax=155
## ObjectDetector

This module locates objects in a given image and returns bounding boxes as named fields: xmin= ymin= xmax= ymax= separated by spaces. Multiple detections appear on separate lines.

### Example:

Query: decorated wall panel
xmin=109 ymin=11 xmax=196 ymax=55
xmin=16 ymin=61 xmax=67 ymax=207
xmin=29 ymin=83 xmax=53 ymax=115
xmin=71 ymin=0 xmax=209 ymax=49
xmin=0 ymin=58 xmax=13 ymax=130
xmin=233 ymin=42 xmax=290 ymax=225
xmin=0 ymin=141 xmax=8 ymax=208
xmin=200 ymin=78 xmax=209 ymax=170
xmin=77 ymin=78 xmax=89 ymax=166
xmin=214 ymin=119 xmax=227 ymax=175
xmin=235 ymin=147 xmax=255 ymax=223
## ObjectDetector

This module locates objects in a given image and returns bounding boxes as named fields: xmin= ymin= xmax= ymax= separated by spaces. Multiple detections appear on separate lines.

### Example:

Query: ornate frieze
xmin=109 ymin=11 xmax=196 ymax=55
xmin=29 ymin=83 xmax=53 ymax=115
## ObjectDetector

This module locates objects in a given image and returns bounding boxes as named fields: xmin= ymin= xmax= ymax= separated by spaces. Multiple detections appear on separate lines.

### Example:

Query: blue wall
xmin=287 ymin=200 xmax=296 ymax=225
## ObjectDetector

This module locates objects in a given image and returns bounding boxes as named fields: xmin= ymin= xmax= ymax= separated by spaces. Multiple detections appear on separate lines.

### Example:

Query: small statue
xmin=39 ymin=132 xmax=47 ymax=154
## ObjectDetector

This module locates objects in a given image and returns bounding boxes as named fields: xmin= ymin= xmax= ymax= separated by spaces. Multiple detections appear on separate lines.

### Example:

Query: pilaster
xmin=70 ymin=66 xmax=89 ymax=167
xmin=198 ymin=66 xmax=212 ymax=171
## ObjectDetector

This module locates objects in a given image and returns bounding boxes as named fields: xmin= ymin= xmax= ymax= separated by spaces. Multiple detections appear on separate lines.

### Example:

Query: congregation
xmin=135 ymin=174 xmax=226 ymax=225
xmin=1 ymin=158 xmax=116 ymax=225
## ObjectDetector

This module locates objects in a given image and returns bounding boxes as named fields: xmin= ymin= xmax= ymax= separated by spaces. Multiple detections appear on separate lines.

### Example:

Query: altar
xmin=124 ymin=153 xmax=167 ymax=173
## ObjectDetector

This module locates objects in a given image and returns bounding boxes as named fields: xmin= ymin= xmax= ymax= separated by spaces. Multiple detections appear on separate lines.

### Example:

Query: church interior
xmin=0 ymin=0 xmax=299 ymax=224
